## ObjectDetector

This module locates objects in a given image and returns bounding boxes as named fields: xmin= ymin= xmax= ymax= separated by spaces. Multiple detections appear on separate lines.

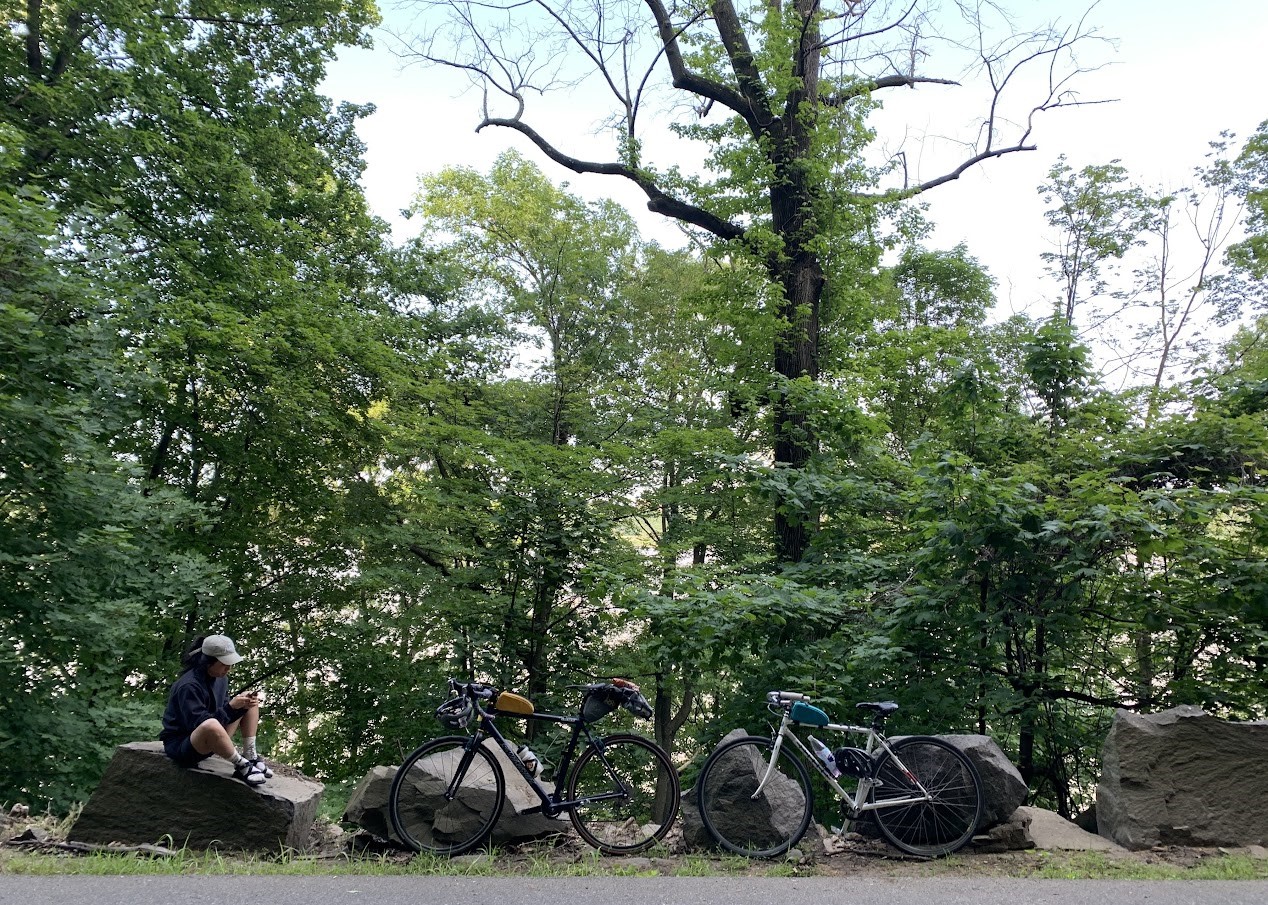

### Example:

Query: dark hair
xmin=180 ymin=635 xmax=212 ymax=673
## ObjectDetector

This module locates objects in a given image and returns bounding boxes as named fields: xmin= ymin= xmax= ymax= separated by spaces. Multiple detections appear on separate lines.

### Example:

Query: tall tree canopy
xmin=403 ymin=0 xmax=1101 ymax=561
xmin=1 ymin=0 xmax=394 ymax=807
xmin=3 ymin=1 xmax=1264 ymax=824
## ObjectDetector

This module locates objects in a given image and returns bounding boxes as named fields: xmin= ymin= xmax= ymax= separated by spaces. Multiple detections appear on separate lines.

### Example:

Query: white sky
xmin=321 ymin=0 xmax=1268 ymax=320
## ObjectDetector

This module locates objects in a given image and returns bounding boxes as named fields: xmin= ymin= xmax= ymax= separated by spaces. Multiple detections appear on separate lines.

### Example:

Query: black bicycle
xmin=388 ymin=677 xmax=680 ymax=856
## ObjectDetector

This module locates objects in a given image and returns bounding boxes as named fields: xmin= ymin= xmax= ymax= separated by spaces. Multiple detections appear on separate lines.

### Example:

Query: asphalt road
xmin=2 ymin=876 xmax=1266 ymax=905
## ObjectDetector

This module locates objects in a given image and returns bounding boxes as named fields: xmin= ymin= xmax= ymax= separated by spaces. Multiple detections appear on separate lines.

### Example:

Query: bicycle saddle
xmin=856 ymin=701 xmax=899 ymax=715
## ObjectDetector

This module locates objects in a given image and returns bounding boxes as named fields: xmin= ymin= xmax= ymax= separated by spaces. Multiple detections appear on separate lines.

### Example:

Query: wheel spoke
xmin=870 ymin=738 xmax=982 ymax=857
xmin=389 ymin=737 xmax=505 ymax=855
xmin=568 ymin=734 xmax=679 ymax=854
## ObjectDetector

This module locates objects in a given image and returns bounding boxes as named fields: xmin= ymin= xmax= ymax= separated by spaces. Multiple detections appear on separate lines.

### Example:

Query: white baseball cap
xmin=201 ymin=634 xmax=243 ymax=665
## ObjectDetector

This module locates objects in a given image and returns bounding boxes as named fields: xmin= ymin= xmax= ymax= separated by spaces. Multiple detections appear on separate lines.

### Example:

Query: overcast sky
xmin=321 ymin=0 xmax=1268 ymax=319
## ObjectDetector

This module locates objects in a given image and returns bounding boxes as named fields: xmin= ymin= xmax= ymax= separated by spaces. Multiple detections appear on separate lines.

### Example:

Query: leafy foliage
xmin=0 ymin=174 xmax=222 ymax=808
xmin=2 ymin=5 xmax=1266 ymax=826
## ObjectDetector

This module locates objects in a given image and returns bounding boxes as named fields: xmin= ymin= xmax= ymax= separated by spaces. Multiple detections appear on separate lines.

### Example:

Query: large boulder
xmin=931 ymin=734 xmax=1028 ymax=830
xmin=344 ymin=741 xmax=564 ymax=847
xmin=1096 ymin=706 xmax=1268 ymax=849
xmin=681 ymin=729 xmax=822 ymax=855
xmin=68 ymin=741 xmax=322 ymax=853
xmin=1017 ymin=806 xmax=1125 ymax=852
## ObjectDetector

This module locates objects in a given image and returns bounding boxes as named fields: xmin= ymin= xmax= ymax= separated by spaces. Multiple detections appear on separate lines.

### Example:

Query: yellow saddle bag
xmin=492 ymin=691 xmax=534 ymax=716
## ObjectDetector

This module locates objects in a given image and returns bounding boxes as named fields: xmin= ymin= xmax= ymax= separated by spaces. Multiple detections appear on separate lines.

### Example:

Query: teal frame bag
xmin=789 ymin=700 xmax=829 ymax=726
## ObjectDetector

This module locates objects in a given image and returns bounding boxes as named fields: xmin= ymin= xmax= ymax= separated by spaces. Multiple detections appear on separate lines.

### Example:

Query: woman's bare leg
xmin=190 ymin=718 xmax=237 ymax=760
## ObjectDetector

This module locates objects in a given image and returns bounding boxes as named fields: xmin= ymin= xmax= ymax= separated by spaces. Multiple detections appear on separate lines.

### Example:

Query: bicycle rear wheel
xmin=695 ymin=735 xmax=814 ymax=858
xmin=567 ymin=734 xmax=679 ymax=854
xmin=869 ymin=736 xmax=982 ymax=857
xmin=388 ymin=736 xmax=505 ymax=856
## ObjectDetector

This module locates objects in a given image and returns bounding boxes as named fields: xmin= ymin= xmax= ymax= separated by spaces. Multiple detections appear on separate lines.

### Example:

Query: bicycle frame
xmin=756 ymin=708 xmax=933 ymax=818
xmin=453 ymin=698 xmax=629 ymax=819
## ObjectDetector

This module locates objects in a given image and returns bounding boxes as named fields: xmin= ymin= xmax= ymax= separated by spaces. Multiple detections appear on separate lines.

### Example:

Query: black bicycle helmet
xmin=435 ymin=696 xmax=474 ymax=730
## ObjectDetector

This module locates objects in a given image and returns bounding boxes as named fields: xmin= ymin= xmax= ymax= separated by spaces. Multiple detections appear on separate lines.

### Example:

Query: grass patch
xmin=672 ymin=855 xmax=724 ymax=876
xmin=1023 ymin=850 xmax=1268 ymax=880
xmin=1 ymin=845 xmax=839 ymax=878
xmin=5 ymin=807 xmax=1267 ymax=881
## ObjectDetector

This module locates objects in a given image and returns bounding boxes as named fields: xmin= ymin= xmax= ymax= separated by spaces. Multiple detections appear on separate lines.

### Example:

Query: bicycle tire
xmin=869 ymin=736 xmax=983 ymax=858
xmin=388 ymin=736 xmax=506 ymax=856
xmin=567 ymin=733 xmax=680 ymax=854
xmin=695 ymin=735 xmax=814 ymax=858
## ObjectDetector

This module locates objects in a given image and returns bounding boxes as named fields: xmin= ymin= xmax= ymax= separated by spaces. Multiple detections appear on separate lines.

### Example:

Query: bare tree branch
xmin=645 ymin=0 xmax=765 ymax=128
xmin=826 ymin=73 xmax=959 ymax=106
xmin=475 ymin=114 xmax=747 ymax=240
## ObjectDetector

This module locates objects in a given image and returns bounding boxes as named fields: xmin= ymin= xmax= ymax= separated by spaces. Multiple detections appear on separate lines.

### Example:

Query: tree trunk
xmin=653 ymin=669 xmax=693 ymax=825
xmin=768 ymin=128 xmax=824 ymax=563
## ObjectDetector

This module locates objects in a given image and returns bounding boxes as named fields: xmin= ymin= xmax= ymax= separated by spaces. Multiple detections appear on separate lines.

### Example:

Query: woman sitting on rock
xmin=160 ymin=633 xmax=273 ymax=786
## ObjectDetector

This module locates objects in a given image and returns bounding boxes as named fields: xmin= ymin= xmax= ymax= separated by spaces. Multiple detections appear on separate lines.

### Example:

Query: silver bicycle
xmin=696 ymin=691 xmax=983 ymax=858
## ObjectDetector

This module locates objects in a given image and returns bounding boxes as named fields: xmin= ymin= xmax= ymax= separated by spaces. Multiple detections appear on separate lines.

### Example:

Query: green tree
xmin=1230 ymin=119 xmax=1268 ymax=278
xmin=402 ymin=0 xmax=1100 ymax=562
xmin=1038 ymin=156 xmax=1154 ymax=326
xmin=3 ymin=1 xmax=404 ymax=786
xmin=855 ymin=312 xmax=1267 ymax=815
xmin=0 ymin=170 xmax=221 ymax=809
xmin=611 ymin=245 xmax=774 ymax=759
xmin=848 ymin=244 xmax=1005 ymax=455
xmin=379 ymin=154 xmax=649 ymax=727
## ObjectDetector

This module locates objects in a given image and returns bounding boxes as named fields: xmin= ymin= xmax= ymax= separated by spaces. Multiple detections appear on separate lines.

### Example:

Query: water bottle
xmin=808 ymin=735 xmax=841 ymax=778
xmin=516 ymin=744 xmax=542 ymax=778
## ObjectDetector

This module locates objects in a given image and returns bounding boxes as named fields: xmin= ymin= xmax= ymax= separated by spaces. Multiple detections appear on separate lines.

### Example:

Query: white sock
xmin=243 ymin=737 xmax=257 ymax=759
xmin=230 ymin=752 xmax=250 ymax=768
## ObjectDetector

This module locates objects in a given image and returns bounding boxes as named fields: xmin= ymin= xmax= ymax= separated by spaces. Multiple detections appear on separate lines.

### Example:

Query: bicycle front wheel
xmin=696 ymin=735 xmax=814 ymax=858
xmin=388 ymin=736 xmax=506 ymax=856
xmin=869 ymin=736 xmax=982 ymax=857
xmin=567 ymin=734 xmax=680 ymax=854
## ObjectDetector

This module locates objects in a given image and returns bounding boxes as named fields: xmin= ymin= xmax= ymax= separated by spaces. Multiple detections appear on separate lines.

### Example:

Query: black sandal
xmin=233 ymin=761 xmax=268 ymax=786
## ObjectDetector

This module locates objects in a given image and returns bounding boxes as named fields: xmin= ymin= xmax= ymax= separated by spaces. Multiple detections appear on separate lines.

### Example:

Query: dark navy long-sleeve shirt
xmin=159 ymin=666 xmax=246 ymax=741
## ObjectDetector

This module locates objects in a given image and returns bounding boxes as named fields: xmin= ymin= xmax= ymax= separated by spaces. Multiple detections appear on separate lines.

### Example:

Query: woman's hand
xmin=231 ymin=691 xmax=261 ymax=710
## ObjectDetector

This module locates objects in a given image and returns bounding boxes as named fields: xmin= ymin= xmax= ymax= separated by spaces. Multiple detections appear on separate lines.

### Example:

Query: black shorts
xmin=163 ymin=735 xmax=213 ymax=768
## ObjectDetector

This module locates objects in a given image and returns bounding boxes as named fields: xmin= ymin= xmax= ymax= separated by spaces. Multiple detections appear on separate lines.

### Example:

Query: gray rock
xmin=344 ymin=740 xmax=564 ymax=848
xmin=1018 ymin=806 xmax=1125 ymax=852
xmin=682 ymin=729 xmax=822 ymax=853
xmin=676 ymin=782 xmax=710 ymax=850
xmin=970 ymin=807 xmax=1033 ymax=852
xmin=876 ymin=734 xmax=1026 ymax=832
xmin=1096 ymin=706 xmax=1268 ymax=850
xmin=12 ymin=826 xmax=51 ymax=844
xmin=931 ymin=734 xmax=1029 ymax=831
xmin=68 ymin=741 xmax=322 ymax=853
xmin=343 ymin=765 xmax=401 ymax=840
